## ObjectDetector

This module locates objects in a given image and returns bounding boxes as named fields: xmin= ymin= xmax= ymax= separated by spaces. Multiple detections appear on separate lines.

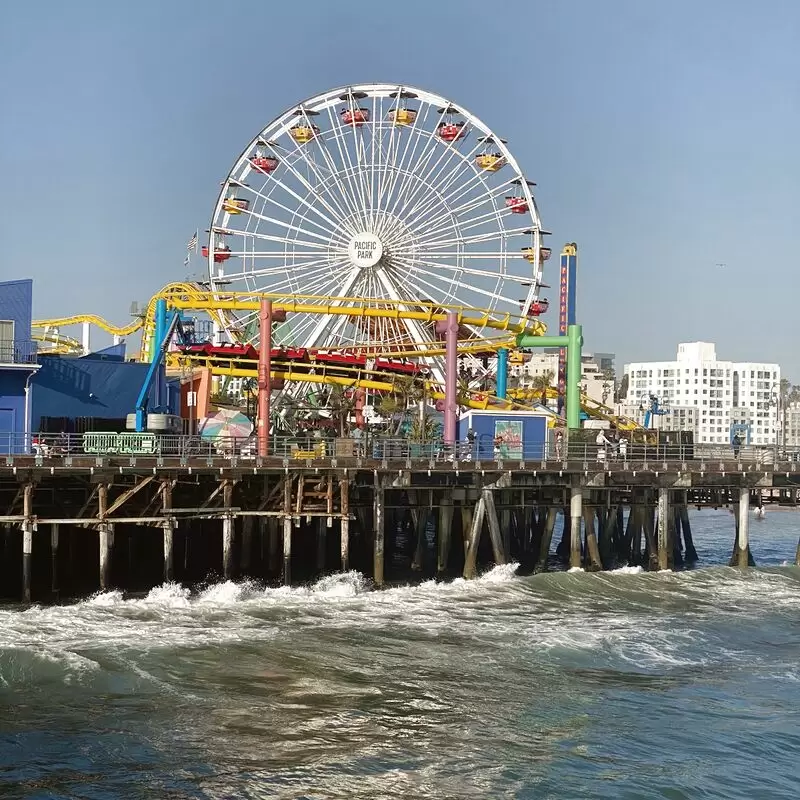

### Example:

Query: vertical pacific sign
xmin=557 ymin=243 xmax=577 ymax=414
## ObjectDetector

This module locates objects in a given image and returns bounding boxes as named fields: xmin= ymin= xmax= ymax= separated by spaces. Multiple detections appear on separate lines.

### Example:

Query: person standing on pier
xmin=618 ymin=435 xmax=628 ymax=460
xmin=732 ymin=431 xmax=742 ymax=458
xmin=596 ymin=429 xmax=611 ymax=462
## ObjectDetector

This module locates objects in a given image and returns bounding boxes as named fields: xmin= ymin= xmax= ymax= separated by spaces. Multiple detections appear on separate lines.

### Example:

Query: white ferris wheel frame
xmin=207 ymin=82 xmax=547 ymax=362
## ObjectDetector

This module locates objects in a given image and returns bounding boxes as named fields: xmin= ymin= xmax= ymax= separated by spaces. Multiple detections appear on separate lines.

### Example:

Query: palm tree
xmin=530 ymin=370 xmax=555 ymax=407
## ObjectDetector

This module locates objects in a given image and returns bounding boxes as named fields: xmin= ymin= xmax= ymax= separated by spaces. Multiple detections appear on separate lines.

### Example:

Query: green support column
xmin=515 ymin=324 xmax=583 ymax=430
xmin=566 ymin=324 xmax=582 ymax=430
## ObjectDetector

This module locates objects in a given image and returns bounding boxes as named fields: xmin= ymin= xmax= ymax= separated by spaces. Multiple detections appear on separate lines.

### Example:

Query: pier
xmin=2 ymin=435 xmax=799 ymax=602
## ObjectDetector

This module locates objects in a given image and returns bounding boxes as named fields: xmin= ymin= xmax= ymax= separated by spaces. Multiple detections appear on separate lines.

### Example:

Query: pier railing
xmin=0 ymin=432 xmax=794 ymax=467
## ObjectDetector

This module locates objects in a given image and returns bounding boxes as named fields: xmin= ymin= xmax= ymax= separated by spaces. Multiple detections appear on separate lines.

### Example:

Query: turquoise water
xmin=1 ymin=509 xmax=798 ymax=799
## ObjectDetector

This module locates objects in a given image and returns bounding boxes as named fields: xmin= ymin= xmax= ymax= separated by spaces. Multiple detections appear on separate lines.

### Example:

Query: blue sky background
xmin=1 ymin=0 xmax=798 ymax=374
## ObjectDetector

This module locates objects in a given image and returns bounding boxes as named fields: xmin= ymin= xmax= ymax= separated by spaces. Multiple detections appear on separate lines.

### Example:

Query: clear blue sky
xmin=1 ymin=0 xmax=798 ymax=374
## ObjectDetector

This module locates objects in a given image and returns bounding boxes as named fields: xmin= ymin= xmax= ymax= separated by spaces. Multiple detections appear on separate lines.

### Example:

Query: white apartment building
xmin=622 ymin=342 xmax=780 ymax=445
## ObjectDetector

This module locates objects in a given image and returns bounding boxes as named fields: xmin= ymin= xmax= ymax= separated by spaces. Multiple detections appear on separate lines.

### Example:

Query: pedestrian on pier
xmin=732 ymin=431 xmax=742 ymax=458
xmin=618 ymin=435 xmax=628 ymax=460
xmin=596 ymin=429 xmax=611 ymax=462
xmin=554 ymin=430 xmax=564 ymax=461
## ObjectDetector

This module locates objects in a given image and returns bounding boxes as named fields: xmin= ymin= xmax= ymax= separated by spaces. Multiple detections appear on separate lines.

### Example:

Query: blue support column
xmin=496 ymin=347 xmax=508 ymax=400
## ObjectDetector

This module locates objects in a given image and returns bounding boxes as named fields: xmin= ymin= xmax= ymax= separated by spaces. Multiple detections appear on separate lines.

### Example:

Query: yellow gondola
xmin=475 ymin=153 xmax=506 ymax=172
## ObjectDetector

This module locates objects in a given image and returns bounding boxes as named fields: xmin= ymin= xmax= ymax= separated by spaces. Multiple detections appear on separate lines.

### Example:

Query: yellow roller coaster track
xmin=33 ymin=283 xmax=546 ymax=362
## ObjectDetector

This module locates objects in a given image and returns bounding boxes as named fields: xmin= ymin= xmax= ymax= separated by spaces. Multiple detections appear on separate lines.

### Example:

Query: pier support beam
xmin=483 ymin=489 xmax=506 ymax=565
xmin=222 ymin=480 xmax=234 ymax=580
xmin=657 ymin=488 xmax=670 ymax=570
xmin=283 ymin=477 xmax=292 ymax=585
xmin=22 ymin=483 xmax=33 ymax=603
xmin=98 ymin=483 xmax=112 ymax=590
xmin=316 ymin=517 xmax=326 ymax=573
xmin=795 ymin=536 xmax=800 ymax=567
xmin=678 ymin=495 xmax=698 ymax=564
xmin=464 ymin=492 xmax=487 ymax=579
xmin=241 ymin=516 xmax=253 ymax=574
xmin=373 ymin=481 xmax=385 ymax=587
xmin=50 ymin=523 xmax=59 ymax=596
xmin=437 ymin=495 xmax=453 ymax=575
xmin=340 ymin=477 xmax=350 ymax=572
xmin=162 ymin=480 xmax=174 ymax=583
xmin=569 ymin=484 xmax=583 ymax=569
xmin=582 ymin=506 xmax=602 ymax=571
xmin=535 ymin=507 xmax=558 ymax=572
xmin=733 ymin=487 xmax=751 ymax=568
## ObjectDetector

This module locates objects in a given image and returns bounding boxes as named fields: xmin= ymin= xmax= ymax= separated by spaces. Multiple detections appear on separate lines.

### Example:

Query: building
xmin=0 ymin=278 xmax=180 ymax=450
xmin=0 ymin=279 xmax=39 ymax=448
xmin=622 ymin=342 xmax=780 ymax=445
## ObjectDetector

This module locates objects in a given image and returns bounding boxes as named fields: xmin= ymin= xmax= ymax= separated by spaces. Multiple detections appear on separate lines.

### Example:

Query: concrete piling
xmin=734 ymin=487 xmax=751 ymax=568
xmin=162 ymin=480 xmax=174 ymax=583
xmin=97 ymin=483 xmax=112 ymax=590
xmin=282 ymin=517 xmax=292 ymax=585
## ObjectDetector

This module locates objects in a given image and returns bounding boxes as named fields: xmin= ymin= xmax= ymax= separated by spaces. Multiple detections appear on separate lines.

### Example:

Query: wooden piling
xmin=282 ymin=517 xmax=292 ymax=585
xmin=463 ymin=492 xmax=486 ymax=579
xmin=162 ymin=480 xmax=174 ymax=583
xmin=22 ymin=483 xmax=33 ymax=603
xmin=582 ymin=505 xmax=602 ymax=571
xmin=678 ymin=495 xmax=698 ymax=564
xmin=316 ymin=517 xmax=326 ymax=573
xmin=657 ymin=488 xmax=670 ymax=570
xmin=98 ymin=483 xmax=112 ymax=590
xmin=241 ymin=516 xmax=253 ymax=574
xmin=535 ymin=507 xmax=558 ymax=572
xmin=222 ymin=480 xmax=234 ymax=580
xmin=795 ymin=536 xmax=800 ymax=567
xmin=50 ymin=523 xmax=59 ymax=595
xmin=569 ymin=484 xmax=582 ymax=569
xmin=483 ymin=490 xmax=507 ymax=565
xmin=373 ymin=481 xmax=385 ymax=587
xmin=437 ymin=495 xmax=454 ymax=575
xmin=282 ymin=476 xmax=292 ymax=585
xmin=340 ymin=476 xmax=350 ymax=572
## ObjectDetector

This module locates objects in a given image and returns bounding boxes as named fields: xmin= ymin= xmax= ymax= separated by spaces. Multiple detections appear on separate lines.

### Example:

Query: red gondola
xmin=341 ymin=107 xmax=369 ymax=126
xmin=505 ymin=197 xmax=529 ymax=214
xmin=201 ymin=244 xmax=231 ymax=263
xmin=250 ymin=154 xmax=279 ymax=173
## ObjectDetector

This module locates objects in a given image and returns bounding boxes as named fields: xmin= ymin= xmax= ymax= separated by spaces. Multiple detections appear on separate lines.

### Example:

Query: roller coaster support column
xmin=258 ymin=299 xmax=273 ymax=458
xmin=515 ymin=324 xmax=583 ymax=430
xmin=496 ymin=348 xmax=508 ymax=400
xmin=436 ymin=311 xmax=459 ymax=445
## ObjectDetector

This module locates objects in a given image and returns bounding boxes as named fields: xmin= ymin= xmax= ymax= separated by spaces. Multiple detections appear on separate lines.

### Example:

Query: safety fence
xmin=0 ymin=432 xmax=793 ymax=466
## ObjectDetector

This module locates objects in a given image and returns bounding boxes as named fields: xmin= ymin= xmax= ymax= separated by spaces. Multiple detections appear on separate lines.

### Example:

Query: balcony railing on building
xmin=0 ymin=340 xmax=38 ymax=365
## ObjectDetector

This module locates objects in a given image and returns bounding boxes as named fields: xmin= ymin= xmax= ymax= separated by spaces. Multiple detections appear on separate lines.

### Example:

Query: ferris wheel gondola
xmin=207 ymin=83 xmax=548 ymax=358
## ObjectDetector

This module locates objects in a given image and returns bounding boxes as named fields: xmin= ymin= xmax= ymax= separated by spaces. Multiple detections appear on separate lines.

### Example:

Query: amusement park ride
xmin=30 ymin=83 xmax=635 ymax=437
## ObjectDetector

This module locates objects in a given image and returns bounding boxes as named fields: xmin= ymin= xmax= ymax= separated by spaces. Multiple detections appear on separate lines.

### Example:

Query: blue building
xmin=0 ymin=278 xmax=179 ymax=450
xmin=0 ymin=279 xmax=39 ymax=448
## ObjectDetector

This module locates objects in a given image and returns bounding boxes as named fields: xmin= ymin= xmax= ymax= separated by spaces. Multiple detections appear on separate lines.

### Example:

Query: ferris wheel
xmin=206 ymin=83 xmax=550 ymax=355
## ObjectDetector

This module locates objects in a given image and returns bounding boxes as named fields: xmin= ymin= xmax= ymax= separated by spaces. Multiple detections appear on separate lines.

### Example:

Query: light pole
xmin=768 ymin=383 xmax=784 ymax=453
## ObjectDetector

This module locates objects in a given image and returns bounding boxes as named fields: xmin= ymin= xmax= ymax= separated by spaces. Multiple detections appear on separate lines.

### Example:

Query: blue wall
xmin=30 ymin=355 xmax=177 ymax=430
xmin=0 ymin=371 xmax=29 ymax=448
xmin=458 ymin=412 xmax=547 ymax=459
xmin=0 ymin=278 xmax=34 ymax=359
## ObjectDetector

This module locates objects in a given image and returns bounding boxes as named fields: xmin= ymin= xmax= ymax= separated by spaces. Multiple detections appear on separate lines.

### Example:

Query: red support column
xmin=436 ymin=311 xmax=459 ymax=445
xmin=257 ymin=299 xmax=272 ymax=457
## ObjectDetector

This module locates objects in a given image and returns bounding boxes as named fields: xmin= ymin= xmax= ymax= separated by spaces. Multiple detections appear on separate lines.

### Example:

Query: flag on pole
xmin=184 ymin=230 xmax=198 ymax=267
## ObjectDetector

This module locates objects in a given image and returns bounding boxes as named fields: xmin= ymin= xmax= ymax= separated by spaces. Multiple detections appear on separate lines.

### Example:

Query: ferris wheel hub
xmin=347 ymin=232 xmax=383 ymax=269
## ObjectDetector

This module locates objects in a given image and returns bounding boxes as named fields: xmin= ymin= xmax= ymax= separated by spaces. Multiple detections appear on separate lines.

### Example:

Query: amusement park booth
xmin=0 ymin=279 xmax=39 ymax=450
xmin=457 ymin=409 xmax=549 ymax=460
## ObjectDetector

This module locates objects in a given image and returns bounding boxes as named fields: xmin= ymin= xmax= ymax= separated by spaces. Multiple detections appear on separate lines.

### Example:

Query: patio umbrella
xmin=199 ymin=409 xmax=253 ymax=443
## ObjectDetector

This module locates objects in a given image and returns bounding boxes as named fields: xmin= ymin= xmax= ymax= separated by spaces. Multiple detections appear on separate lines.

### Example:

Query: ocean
xmin=1 ymin=508 xmax=798 ymax=799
